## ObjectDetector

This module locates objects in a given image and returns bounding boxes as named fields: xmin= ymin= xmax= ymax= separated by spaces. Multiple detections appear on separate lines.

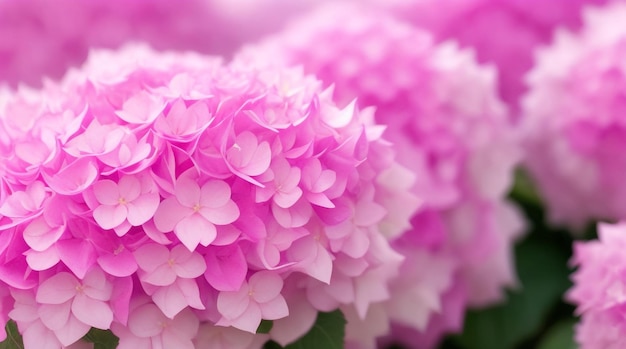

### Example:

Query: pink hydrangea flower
xmin=153 ymin=178 xmax=240 ymax=251
xmin=376 ymin=0 xmax=608 ymax=115
xmin=568 ymin=222 xmax=626 ymax=349
xmin=0 ymin=0 xmax=223 ymax=88
xmin=522 ymin=2 xmax=626 ymax=228
xmin=0 ymin=43 xmax=419 ymax=347
xmin=236 ymin=5 xmax=524 ymax=347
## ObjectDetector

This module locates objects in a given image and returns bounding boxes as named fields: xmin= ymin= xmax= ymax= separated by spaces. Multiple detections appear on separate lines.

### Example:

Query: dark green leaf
xmin=284 ymin=310 xmax=346 ymax=349
xmin=452 ymin=234 xmax=571 ymax=349
xmin=83 ymin=328 xmax=119 ymax=349
xmin=509 ymin=169 xmax=543 ymax=208
xmin=537 ymin=320 xmax=577 ymax=349
xmin=0 ymin=321 xmax=24 ymax=349
xmin=257 ymin=320 xmax=274 ymax=334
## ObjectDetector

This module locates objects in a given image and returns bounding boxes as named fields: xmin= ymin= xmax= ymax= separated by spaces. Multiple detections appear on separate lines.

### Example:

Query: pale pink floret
xmin=134 ymin=243 xmax=206 ymax=318
xmin=34 ymin=267 xmax=114 ymax=346
xmin=9 ymin=289 xmax=66 ymax=349
xmin=217 ymin=271 xmax=289 ymax=333
xmin=226 ymin=131 xmax=272 ymax=180
xmin=91 ymin=174 xmax=159 ymax=236
xmin=114 ymin=301 xmax=199 ymax=349
xmin=153 ymin=177 xmax=240 ymax=251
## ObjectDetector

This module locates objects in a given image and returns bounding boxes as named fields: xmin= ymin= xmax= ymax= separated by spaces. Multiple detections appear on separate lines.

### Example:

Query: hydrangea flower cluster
xmin=235 ymin=5 xmax=524 ymax=348
xmin=568 ymin=222 xmax=626 ymax=348
xmin=522 ymin=2 xmax=626 ymax=228
xmin=0 ymin=44 xmax=419 ymax=348
xmin=0 ymin=0 xmax=222 ymax=88
xmin=378 ymin=0 xmax=607 ymax=113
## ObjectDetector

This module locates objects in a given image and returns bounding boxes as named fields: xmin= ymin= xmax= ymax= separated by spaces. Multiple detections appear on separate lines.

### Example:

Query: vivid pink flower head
xmin=376 ymin=0 xmax=608 ymax=114
xmin=236 ymin=5 xmax=524 ymax=347
xmin=568 ymin=222 xmax=626 ymax=349
xmin=0 ymin=43 xmax=420 ymax=346
xmin=522 ymin=2 xmax=626 ymax=228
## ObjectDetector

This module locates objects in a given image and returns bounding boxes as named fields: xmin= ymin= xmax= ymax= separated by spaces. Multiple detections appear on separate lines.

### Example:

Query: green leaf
xmin=537 ymin=320 xmax=577 ymax=349
xmin=257 ymin=320 xmax=274 ymax=334
xmin=0 ymin=321 xmax=24 ymax=349
xmin=82 ymin=328 xmax=119 ymax=349
xmin=283 ymin=310 xmax=346 ymax=349
xmin=509 ymin=169 xmax=543 ymax=208
xmin=452 ymin=234 xmax=572 ymax=349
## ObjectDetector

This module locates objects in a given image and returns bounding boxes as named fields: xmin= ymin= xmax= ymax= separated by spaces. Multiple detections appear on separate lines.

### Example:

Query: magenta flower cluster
xmin=236 ymin=5 xmax=524 ymax=348
xmin=522 ymin=2 xmax=626 ymax=228
xmin=0 ymin=44 xmax=419 ymax=348
xmin=569 ymin=222 xmax=626 ymax=349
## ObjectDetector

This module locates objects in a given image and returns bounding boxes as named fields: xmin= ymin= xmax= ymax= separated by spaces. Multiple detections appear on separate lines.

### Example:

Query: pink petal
xmin=23 ymin=217 xmax=65 ymax=252
xmin=118 ymin=175 xmax=142 ymax=202
xmin=354 ymin=201 xmax=387 ymax=227
xmin=72 ymin=295 xmax=113 ymax=329
xmin=170 ymin=246 xmax=206 ymax=278
xmin=37 ymin=273 xmax=78 ymax=304
xmin=110 ymin=277 xmax=133 ymax=326
xmin=57 ymin=239 xmax=97 ymax=279
xmin=273 ymin=187 xmax=303 ymax=208
xmin=249 ymin=272 xmax=284 ymax=303
xmin=38 ymin=303 xmax=71 ymax=330
xmin=217 ymin=288 xmax=251 ymax=320
xmin=116 ymin=91 xmax=164 ymax=124
xmin=82 ymin=267 xmax=113 ymax=301
xmin=153 ymin=197 xmax=189 ymax=233
xmin=306 ymin=192 xmax=335 ymax=208
xmin=241 ymin=142 xmax=272 ymax=176
xmin=93 ymin=204 xmax=127 ymax=230
xmin=128 ymin=303 xmax=164 ymax=338
xmin=175 ymin=214 xmax=217 ymax=251
xmin=141 ymin=263 xmax=177 ymax=287
xmin=98 ymin=248 xmax=138 ymax=277
xmin=162 ymin=330 xmax=195 ymax=349
xmin=56 ymin=316 xmax=91 ymax=346
xmin=25 ymin=248 xmax=60 ymax=271
xmin=126 ymin=193 xmax=160 ymax=226
xmin=142 ymin=221 xmax=172 ymax=245
xmin=342 ymin=231 xmax=371 ymax=259
xmin=315 ymin=170 xmax=336 ymax=192
xmin=199 ymin=181 xmax=231 ymax=209
xmin=229 ymin=302 xmax=262 ymax=333
xmin=174 ymin=177 xmax=201 ymax=208
xmin=22 ymin=322 xmax=62 ymax=349
xmin=270 ymin=296 xmax=317 ymax=346
xmin=42 ymin=158 xmax=99 ymax=196
xmin=259 ymin=296 xmax=289 ymax=320
xmin=272 ymin=200 xmax=312 ymax=228
xmin=151 ymin=283 xmax=190 ymax=319
xmin=175 ymin=278 xmax=205 ymax=310
xmin=204 ymin=245 xmax=247 ymax=291
xmin=169 ymin=308 xmax=200 ymax=339
xmin=199 ymin=201 xmax=239 ymax=225
xmin=134 ymin=243 xmax=169 ymax=273
xmin=92 ymin=180 xmax=120 ymax=206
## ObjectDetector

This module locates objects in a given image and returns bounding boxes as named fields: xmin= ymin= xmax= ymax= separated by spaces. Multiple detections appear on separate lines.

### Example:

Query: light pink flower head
xmin=522 ymin=2 xmax=626 ymax=228
xmin=0 ymin=0 xmax=222 ymax=88
xmin=235 ymin=5 xmax=524 ymax=347
xmin=568 ymin=222 xmax=626 ymax=349
xmin=0 ymin=43 xmax=420 ymax=346
xmin=377 ymin=0 xmax=608 ymax=114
